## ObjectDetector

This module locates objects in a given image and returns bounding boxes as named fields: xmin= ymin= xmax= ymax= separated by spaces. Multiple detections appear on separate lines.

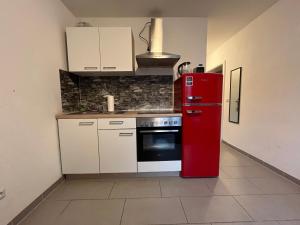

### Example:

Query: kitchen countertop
xmin=55 ymin=111 xmax=182 ymax=119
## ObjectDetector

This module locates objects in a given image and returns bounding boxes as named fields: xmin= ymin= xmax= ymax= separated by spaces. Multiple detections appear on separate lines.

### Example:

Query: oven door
xmin=137 ymin=126 xmax=181 ymax=162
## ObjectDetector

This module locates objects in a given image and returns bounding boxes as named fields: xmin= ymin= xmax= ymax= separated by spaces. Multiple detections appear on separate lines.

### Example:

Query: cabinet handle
xmin=103 ymin=66 xmax=117 ymax=70
xmin=187 ymin=96 xmax=203 ymax=100
xmin=140 ymin=130 xmax=179 ymax=133
xmin=119 ymin=133 xmax=133 ymax=136
xmin=79 ymin=122 xmax=94 ymax=126
xmin=84 ymin=67 xmax=98 ymax=70
xmin=186 ymin=110 xmax=202 ymax=114
xmin=109 ymin=121 xmax=124 ymax=125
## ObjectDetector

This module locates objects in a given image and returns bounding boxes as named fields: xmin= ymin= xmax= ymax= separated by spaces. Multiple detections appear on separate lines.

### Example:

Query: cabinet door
xmin=66 ymin=27 xmax=101 ymax=72
xmin=99 ymin=129 xmax=137 ymax=173
xmin=58 ymin=119 xmax=99 ymax=174
xmin=99 ymin=27 xmax=133 ymax=72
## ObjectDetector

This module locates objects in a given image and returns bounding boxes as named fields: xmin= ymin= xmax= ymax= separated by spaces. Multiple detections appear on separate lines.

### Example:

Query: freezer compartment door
xmin=182 ymin=73 xmax=223 ymax=104
xmin=181 ymin=105 xmax=222 ymax=177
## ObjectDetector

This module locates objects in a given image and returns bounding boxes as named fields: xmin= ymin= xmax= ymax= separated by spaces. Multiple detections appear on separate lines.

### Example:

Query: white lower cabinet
xmin=58 ymin=118 xmax=137 ymax=174
xmin=58 ymin=119 xmax=99 ymax=174
xmin=98 ymin=129 xmax=137 ymax=173
xmin=98 ymin=118 xmax=137 ymax=173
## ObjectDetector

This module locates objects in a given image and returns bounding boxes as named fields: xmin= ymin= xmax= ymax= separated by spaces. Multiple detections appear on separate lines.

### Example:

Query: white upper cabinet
xmin=99 ymin=27 xmax=133 ymax=72
xmin=66 ymin=27 xmax=133 ymax=73
xmin=66 ymin=27 xmax=101 ymax=72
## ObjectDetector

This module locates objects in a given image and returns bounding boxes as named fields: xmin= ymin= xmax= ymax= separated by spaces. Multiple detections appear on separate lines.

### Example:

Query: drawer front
xmin=98 ymin=118 xmax=136 ymax=129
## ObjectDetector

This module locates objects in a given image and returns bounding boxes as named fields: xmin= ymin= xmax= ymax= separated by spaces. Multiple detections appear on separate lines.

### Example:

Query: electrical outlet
xmin=0 ymin=188 xmax=6 ymax=200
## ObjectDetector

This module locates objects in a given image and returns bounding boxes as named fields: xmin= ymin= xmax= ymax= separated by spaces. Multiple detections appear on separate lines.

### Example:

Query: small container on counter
xmin=193 ymin=64 xmax=205 ymax=73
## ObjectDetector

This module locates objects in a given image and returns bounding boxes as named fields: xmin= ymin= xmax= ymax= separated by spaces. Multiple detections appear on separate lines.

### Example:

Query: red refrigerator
xmin=174 ymin=73 xmax=223 ymax=177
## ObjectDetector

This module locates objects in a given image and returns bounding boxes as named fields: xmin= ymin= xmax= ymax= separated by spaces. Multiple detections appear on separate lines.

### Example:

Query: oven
xmin=137 ymin=117 xmax=182 ymax=162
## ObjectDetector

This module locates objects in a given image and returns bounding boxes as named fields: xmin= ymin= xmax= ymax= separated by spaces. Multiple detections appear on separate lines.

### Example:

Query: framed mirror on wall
xmin=229 ymin=67 xmax=242 ymax=124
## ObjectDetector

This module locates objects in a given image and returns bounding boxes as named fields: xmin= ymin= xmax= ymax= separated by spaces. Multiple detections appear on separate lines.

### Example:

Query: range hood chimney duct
xmin=149 ymin=18 xmax=163 ymax=53
xmin=136 ymin=18 xmax=181 ymax=75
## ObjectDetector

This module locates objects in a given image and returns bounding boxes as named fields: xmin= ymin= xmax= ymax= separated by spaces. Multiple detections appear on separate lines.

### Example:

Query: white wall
xmin=78 ymin=17 xmax=207 ymax=71
xmin=0 ymin=0 xmax=76 ymax=224
xmin=207 ymin=0 xmax=300 ymax=179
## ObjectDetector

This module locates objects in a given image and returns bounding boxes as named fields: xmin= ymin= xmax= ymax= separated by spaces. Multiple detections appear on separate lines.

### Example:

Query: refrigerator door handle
xmin=186 ymin=110 xmax=203 ymax=114
xmin=187 ymin=96 xmax=203 ymax=100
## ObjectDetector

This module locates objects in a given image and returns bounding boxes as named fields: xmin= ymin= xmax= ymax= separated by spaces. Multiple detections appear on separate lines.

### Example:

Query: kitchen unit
xmin=56 ymin=112 xmax=182 ymax=174
xmin=66 ymin=27 xmax=133 ymax=72
xmin=174 ymin=73 xmax=223 ymax=177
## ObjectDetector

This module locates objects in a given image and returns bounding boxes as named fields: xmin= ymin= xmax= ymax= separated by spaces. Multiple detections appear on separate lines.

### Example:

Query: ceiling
xmin=61 ymin=0 xmax=278 ymax=53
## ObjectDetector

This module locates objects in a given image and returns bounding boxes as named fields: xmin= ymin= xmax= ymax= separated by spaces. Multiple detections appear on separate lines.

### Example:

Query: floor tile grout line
xmin=203 ymin=180 xmax=213 ymax=194
xmin=220 ymin=168 xmax=232 ymax=178
xmin=179 ymin=197 xmax=189 ymax=224
xmin=108 ymin=182 xmax=115 ymax=199
xmin=246 ymin=174 xmax=300 ymax=189
xmin=232 ymin=195 xmax=255 ymax=222
xmin=53 ymin=192 xmax=300 ymax=202
xmin=119 ymin=199 xmax=127 ymax=225
xmin=92 ymin=193 xmax=300 ymax=200
xmin=52 ymin=200 xmax=73 ymax=224
xmin=207 ymin=219 xmax=262 ymax=224
xmin=58 ymin=200 xmax=72 ymax=216
xmin=47 ymin=193 xmax=300 ymax=202
xmin=158 ymin=179 xmax=163 ymax=198
xmin=245 ymin=177 xmax=268 ymax=194
xmin=269 ymin=219 xmax=300 ymax=222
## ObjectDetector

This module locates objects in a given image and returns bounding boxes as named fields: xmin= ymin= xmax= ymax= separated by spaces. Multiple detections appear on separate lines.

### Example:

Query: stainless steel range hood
xmin=135 ymin=18 xmax=180 ymax=75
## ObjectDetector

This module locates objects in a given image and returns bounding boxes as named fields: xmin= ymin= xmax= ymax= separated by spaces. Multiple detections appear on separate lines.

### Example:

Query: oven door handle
xmin=139 ymin=130 xmax=179 ymax=133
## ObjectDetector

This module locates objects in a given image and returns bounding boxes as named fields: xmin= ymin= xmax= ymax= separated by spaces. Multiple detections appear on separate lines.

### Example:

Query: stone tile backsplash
xmin=59 ymin=70 xmax=173 ymax=112
xmin=60 ymin=70 xmax=80 ymax=112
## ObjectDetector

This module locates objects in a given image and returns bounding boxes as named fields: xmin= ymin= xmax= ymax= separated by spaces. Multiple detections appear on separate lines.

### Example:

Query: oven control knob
xmin=164 ymin=121 xmax=168 ymax=125
xmin=174 ymin=121 xmax=177 ymax=125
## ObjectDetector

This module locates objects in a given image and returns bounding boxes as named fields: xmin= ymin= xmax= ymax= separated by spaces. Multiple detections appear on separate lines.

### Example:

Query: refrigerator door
xmin=182 ymin=73 xmax=223 ymax=104
xmin=181 ymin=105 xmax=222 ymax=177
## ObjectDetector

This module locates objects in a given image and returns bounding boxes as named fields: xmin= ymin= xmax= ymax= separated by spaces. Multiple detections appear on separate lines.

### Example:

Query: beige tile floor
xmin=18 ymin=143 xmax=300 ymax=225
